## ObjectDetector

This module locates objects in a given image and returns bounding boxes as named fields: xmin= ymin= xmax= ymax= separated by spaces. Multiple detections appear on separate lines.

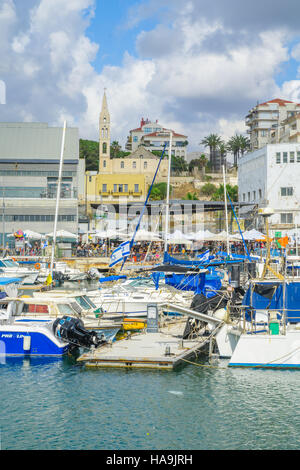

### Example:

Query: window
xmin=259 ymin=189 xmax=262 ymax=199
xmin=102 ymin=184 xmax=107 ymax=193
xmin=243 ymin=193 xmax=245 ymax=202
xmin=297 ymin=152 xmax=300 ymax=162
xmin=119 ymin=184 xmax=123 ymax=193
xmin=276 ymin=152 xmax=281 ymax=164
xmin=283 ymin=152 xmax=288 ymax=163
xmin=133 ymin=161 xmax=136 ymax=169
xmin=124 ymin=184 xmax=128 ymax=192
xmin=103 ymin=160 xmax=106 ymax=168
xmin=290 ymin=152 xmax=295 ymax=163
xmin=253 ymin=191 xmax=256 ymax=200
xmin=281 ymin=213 xmax=293 ymax=224
xmin=89 ymin=176 xmax=92 ymax=183
xmin=120 ymin=161 xmax=124 ymax=169
xmin=248 ymin=192 xmax=250 ymax=202
xmin=113 ymin=184 xmax=117 ymax=193
xmin=281 ymin=187 xmax=293 ymax=196
xmin=134 ymin=184 xmax=139 ymax=192
xmin=102 ymin=142 xmax=107 ymax=154
xmin=133 ymin=136 xmax=138 ymax=142
xmin=144 ymin=161 xmax=147 ymax=169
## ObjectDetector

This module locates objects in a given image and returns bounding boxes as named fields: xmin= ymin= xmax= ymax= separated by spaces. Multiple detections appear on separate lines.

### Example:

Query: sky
xmin=1 ymin=0 xmax=300 ymax=154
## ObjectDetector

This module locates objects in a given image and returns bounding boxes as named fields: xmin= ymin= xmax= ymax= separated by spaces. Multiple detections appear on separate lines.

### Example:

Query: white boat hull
xmin=229 ymin=329 xmax=300 ymax=368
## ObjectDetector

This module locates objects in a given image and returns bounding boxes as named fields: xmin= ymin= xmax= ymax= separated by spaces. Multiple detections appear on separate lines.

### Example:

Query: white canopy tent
xmin=46 ymin=230 xmax=78 ymax=240
xmin=166 ymin=230 xmax=193 ymax=245
xmin=125 ymin=229 xmax=162 ymax=242
xmin=239 ymin=229 xmax=267 ymax=241
xmin=208 ymin=231 xmax=241 ymax=242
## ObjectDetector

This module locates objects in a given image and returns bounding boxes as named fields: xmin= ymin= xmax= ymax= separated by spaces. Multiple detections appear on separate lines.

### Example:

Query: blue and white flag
xmin=109 ymin=241 xmax=131 ymax=268
xmin=197 ymin=249 xmax=210 ymax=262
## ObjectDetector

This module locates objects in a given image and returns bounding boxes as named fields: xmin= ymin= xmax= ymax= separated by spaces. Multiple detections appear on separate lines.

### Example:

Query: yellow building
xmin=85 ymin=90 xmax=168 ymax=205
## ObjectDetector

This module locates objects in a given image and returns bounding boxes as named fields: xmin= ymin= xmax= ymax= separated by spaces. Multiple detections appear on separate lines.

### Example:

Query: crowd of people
xmin=3 ymin=237 xmax=296 ymax=261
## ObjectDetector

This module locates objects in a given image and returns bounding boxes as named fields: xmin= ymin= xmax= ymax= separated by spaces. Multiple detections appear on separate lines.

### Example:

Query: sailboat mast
xmin=222 ymin=165 xmax=230 ymax=257
xmin=50 ymin=120 xmax=67 ymax=277
xmin=164 ymin=131 xmax=172 ymax=253
xmin=2 ymin=184 xmax=5 ymax=254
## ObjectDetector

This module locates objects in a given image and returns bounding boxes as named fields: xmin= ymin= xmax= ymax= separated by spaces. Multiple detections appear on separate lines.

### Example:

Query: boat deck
xmin=77 ymin=321 xmax=211 ymax=370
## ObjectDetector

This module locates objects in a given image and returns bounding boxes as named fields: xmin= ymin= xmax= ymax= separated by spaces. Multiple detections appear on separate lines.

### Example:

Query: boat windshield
xmin=57 ymin=303 xmax=76 ymax=315
xmin=82 ymin=295 xmax=97 ymax=309
xmin=1 ymin=260 xmax=19 ymax=268
xmin=70 ymin=301 xmax=82 ymax=315
xmin=75 ymin=296 xmax=91 ymax=310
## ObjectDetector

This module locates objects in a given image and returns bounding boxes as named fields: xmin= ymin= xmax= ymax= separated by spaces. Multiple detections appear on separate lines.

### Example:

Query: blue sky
xmin=1 ymin=0 xmax=300 ymax=151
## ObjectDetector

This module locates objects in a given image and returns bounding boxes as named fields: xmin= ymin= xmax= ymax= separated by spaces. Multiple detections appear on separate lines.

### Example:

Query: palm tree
xmin=183 ymin=192 xmax=199 ymax=200
xmin=227 ymin=134 xmax=250 ymax=166
xmin=219 ymin=142 xmax=227 ymax=169
xmin=111 ymin=140 xmax=121 ymax=158
xmin=211 ymin=184 xmax=238 ymax=202
xmin=238 ymin=135 xmax=250 ymax=156
xmin=200 ymin=134 xmax=223 ymax=172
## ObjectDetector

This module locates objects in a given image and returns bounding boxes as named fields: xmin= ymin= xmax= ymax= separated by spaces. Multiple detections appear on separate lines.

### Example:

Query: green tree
xmin=227 ymin=134 xmax=250 ymax=166
xmin=171 ymin=155 xmax=188 ymax=174
xmin=79 ymin=139 xmax=99 ymax=171
xmin=149 ymin=182 xmax=172 ymax=200
xmin=188 ymin=154 xmax=207 ymax=173
xmin=211 ymin=184 xmax=238 ymax=202
xmin=200 ymin=183 xmax=217 ymax=197
xmin=110 ymin=140 xmax=122 ymax=158
xmin=183 ymin=192 xmax=199 ymax=200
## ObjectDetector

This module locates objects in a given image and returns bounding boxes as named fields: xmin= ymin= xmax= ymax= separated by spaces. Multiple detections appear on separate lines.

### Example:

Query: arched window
xmin=102 ymin=142 xmax=107 ymax=154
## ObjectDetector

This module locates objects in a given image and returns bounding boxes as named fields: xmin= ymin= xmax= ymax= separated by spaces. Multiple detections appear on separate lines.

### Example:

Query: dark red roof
xmin=142 ymin=131 xmax=187 ymax=138
xmin=259 ymin=98 xmax=296 ymax=107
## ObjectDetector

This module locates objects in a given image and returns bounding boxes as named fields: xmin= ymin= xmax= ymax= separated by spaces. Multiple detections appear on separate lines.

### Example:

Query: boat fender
xmin=34 ymin=263 xmax=41 ymax=270
xmin=23 ymin=336 xmax=31 ymax=351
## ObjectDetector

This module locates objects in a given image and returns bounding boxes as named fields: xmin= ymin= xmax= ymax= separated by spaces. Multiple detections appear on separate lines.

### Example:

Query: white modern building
xmin=0 ymin=122 xmax=80 ymax=244
xmin=238 ymin=143 xmax=300 ymax=235
xmin=245 ymin=98 xmax=300 ymax=151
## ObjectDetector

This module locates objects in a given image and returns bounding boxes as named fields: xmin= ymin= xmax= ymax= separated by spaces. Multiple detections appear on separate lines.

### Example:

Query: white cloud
xmin=1 ymin=0 xmax=300 ymax=156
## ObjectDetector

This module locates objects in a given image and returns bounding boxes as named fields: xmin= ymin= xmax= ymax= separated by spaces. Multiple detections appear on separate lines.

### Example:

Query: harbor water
xmin=1 ymin=355 xmax=300 ymax=450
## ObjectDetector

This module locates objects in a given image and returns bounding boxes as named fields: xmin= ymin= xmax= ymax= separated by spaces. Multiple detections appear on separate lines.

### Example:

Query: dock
xmin=77 ymin=320 xmax=213 ymax=370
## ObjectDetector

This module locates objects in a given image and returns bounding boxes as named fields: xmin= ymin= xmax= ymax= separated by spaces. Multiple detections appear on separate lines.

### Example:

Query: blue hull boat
xmin=0 ymin=322 xmax=69 ymax=357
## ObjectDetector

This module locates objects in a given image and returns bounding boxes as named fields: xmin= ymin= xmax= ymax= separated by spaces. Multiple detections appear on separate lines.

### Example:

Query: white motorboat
xmin=0 ymin=259 xmax=39 ymax=285
xmin=1 ymin=296 xmax=121 ymax=342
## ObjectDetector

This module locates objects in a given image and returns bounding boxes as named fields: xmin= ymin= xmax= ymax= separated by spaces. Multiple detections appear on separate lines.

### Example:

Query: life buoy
xmin=12 ymin=257 xmax=16 ymax=261
xmin=34 ymin=262 xmax=41 ymax=270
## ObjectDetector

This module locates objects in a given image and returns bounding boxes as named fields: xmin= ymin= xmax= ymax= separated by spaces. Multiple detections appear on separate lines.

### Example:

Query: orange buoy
xmin=34 ymin=262 xmax=41 ymax=270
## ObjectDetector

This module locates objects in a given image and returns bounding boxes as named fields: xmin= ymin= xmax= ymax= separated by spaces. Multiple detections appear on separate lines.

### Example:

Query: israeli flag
xmin=197 ymin=249 xmax=210 ymax=261
xmin=109 ymin=241 xmax=131 ymax=268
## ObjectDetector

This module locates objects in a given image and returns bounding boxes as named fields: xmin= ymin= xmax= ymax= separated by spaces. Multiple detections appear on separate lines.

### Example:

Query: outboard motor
xmin=52 ymin=316 xmax=105 ymax=349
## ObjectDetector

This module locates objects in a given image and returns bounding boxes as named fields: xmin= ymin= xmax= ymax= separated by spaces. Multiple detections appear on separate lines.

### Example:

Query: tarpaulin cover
xmin=0 ymin=277 xmax=22 ymax=285
xmin=99 ymin=275 xmax=127 ymax=283
xmin=165 ymin=271 xmax=222 ymax=297
xmin=242 ymin=281 xmax=300 ymax=322
xmin=163 ymin=252 xmax=245 ymax=268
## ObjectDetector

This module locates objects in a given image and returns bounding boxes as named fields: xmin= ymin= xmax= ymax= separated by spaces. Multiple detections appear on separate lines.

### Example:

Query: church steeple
xmin=99 ymin=89 xmax=111 ymax=173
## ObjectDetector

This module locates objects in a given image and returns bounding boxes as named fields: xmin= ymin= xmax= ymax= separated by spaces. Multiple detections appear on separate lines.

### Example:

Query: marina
xmin=2 ymin=2 xmax=300 ymax=452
